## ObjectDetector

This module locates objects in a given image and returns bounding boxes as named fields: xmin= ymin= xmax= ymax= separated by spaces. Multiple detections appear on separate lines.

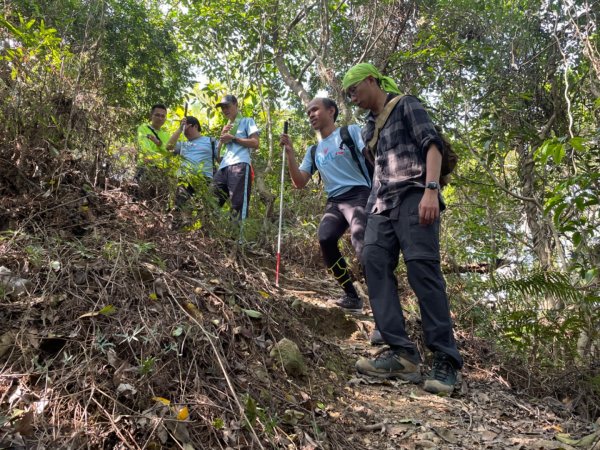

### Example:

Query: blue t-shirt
xmin=219 ymin=117 xmax=260 ymax=168
xmin=299 ymin=125 xmax=369 ymax=198
xmin=175 ymin=136 xmax=217 ymax=179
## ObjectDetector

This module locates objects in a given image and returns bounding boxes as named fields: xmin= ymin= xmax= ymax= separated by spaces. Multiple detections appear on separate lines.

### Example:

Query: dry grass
xmin=0 ymin=180 xmax=366 ymax=449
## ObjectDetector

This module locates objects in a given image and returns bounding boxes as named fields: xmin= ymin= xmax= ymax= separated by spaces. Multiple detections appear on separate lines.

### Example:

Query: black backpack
xmin=310 ymin=125 xmax=374 ymax=185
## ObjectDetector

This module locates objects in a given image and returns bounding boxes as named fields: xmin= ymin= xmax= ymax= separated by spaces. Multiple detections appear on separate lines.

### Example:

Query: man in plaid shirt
xmin=342 ymin=63 xmax=463 ymax=394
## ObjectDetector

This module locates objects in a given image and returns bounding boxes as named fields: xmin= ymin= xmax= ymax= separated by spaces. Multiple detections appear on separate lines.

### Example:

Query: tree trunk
xmin=517 ymin=143 xmax=554 ymax=269
xmin=517 ymin=142 xmax=563 ymax=310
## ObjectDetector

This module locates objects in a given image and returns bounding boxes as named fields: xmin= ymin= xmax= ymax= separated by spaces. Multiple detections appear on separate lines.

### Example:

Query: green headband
xmin=342 ymin=63 xmax=401 ymax=94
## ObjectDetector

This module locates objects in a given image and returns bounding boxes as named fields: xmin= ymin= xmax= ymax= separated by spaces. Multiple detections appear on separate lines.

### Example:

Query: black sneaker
xmin=423 ymin=352 xmax=458 ymax=395
xmin=355 ymin=348 xmax=422 ymax=383
xmin=370 ymin=328 xmax=385 ymax=346
xmin=333 ymin=294 xmax=363 ymax=314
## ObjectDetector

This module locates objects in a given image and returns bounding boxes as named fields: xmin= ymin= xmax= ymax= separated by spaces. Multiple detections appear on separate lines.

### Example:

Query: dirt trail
xmin=288 ymin=288 xmax=599 ymax=450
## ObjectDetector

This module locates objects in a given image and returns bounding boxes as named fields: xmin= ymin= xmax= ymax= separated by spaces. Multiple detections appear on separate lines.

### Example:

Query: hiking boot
xmin=333 ymin=294 xmax=363 ymax=314
xmin=355 ymin=348 xmax=422 ymax=383
xmin=423 ymin=352 xmax=458 ymax=395
xmin=370 ymin=328 xmax=385 ymax=346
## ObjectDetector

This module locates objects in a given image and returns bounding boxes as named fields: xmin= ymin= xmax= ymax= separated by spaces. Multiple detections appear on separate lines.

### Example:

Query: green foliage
xmin=461 ymin=268 xmax=599 ymax=373
xmin=493 ymin=271 xmax=585 ymax=305
xmin=7 ymin=0 xmax=193 ymax=114
xmin=242 ymin=394 xmax=279 ymax=435
xmin=139 ymin=356 xmax=156 ymax=375
xmin=0 ymin=14 xmax=65 ymax=79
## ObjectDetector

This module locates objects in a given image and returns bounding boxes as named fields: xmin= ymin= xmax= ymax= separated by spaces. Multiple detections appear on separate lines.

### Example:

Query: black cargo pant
xmin=361 ymin=189 xmax=463 ymax=368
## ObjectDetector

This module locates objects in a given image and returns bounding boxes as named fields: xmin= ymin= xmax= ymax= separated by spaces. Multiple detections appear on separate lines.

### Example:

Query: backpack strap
xmin=340 ymin=125 xmax=371 ymax=186
xmin=211 ymin=138 xmax=217 ymax=175
xmin=366 ymin=95 xmax=403 ymax=158
xmin=146 ymin=125 xmax=162 ymax=144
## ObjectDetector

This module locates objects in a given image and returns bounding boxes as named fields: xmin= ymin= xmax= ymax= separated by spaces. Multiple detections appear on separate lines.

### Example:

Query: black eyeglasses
xmin=345 ymin=79 xmax=365 ymax=100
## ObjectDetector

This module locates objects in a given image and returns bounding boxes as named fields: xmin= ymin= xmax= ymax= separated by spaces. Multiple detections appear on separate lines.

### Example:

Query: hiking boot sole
xmin=423 ymin=379 xmax=455 ymax=394
xmin=340 ymin=306 xmax=363 ymax=315
xmin=355 ymin=359 xmax=422 ymax=383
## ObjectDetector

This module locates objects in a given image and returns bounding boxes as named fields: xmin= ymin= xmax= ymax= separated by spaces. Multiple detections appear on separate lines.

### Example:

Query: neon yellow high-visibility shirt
xmin=136 ymin=124 xmax=170 ymax=167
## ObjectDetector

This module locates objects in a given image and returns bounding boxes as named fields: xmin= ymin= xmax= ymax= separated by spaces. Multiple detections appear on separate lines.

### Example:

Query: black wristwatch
xmin=426 ymin=181 xmax=439 ymax=190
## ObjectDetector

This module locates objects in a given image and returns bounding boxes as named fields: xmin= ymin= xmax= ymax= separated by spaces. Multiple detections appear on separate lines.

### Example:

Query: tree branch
xmin=273 ymin=52 xmax=311 ymax=105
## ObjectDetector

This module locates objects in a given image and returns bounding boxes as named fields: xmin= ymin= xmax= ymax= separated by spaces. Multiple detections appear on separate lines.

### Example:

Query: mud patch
xmin=295 ymin=300 xmax=358 ymax=338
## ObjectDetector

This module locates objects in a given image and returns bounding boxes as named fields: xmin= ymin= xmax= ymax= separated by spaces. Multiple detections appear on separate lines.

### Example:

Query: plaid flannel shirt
xmin=362 ymin=94 xmax=443 ymax=214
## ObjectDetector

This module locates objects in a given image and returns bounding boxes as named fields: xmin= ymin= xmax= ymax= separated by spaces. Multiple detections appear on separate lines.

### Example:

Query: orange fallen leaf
xmin=177 ymin=406 xmax=189 ymax=421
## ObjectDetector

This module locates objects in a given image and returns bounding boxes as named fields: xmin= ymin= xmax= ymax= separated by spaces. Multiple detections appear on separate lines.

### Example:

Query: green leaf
xmin=244 ymin=395 xmax=257 ymax=426
xmin=556 ymin=431 xmax=600 ymax=447
xmin=242 ymin=309 xmax=263 ymax=319
xmin=79 ymin=304 xmax=116 ymax=319
xmin=552 ymin=203 xmax=569 ymax=227
xmin=98 ymin=305 xmax=117 ymax=316
xmin=569 ymin=137 xmax=586 ymax=152
xmin=552 ymin=142 xmax=565 ymax=164
xmin=544 ymin=194 xmax=564 ymax=214
xmin=535 ymin=141 xmax=550 ymax=164
xmin=584 ymin=270 xmax=598 ymax=284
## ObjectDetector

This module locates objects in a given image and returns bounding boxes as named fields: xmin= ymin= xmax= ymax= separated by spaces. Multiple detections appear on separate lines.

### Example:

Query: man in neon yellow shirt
xmin=135 ymin=104 xmax=170 ymax=179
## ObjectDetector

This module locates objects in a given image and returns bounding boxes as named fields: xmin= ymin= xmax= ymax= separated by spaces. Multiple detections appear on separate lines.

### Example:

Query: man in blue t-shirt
xmin=167 ymin=116 xmax=218 ymax=180
xmin=214 ymin=95 xmax=260 ymax=220
xmin=279 ymin=97 xmax=371 ymax=314
xmin=167 ymin=116 xmax=218 ymax=204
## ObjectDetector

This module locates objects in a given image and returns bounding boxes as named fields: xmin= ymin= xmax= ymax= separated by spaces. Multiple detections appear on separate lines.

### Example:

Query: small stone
xmin=270 ymin=338 xmax=306 ymax=377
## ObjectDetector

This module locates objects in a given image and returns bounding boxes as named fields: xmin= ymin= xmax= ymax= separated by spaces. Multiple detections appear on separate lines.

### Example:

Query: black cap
xmin=216 ymin=95 xmax=238 ymax=108
xmin=185 ymin=116 xmax=200 ymax=129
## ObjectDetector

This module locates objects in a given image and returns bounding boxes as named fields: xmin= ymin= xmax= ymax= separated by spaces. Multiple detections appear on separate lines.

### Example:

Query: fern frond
xmin=492 ymin=270 xmax=584 ymax=305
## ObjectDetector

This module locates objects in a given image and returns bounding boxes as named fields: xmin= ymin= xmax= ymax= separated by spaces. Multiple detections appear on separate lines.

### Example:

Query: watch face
xmin=427 ymin=182 xmax=439 ymax=189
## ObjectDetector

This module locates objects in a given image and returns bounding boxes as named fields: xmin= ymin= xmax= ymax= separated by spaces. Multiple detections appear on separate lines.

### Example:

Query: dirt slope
xmin=0 ymin=185 xmax=597 ymax=449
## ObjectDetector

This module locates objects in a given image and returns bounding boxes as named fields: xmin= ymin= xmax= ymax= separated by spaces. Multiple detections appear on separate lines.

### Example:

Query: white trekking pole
xmin=275 ymin=121 xmax=289 ymax=287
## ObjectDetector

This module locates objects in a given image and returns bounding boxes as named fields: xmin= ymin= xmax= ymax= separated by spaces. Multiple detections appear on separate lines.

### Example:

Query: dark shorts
xmin=212 ymin=163 xmax=252 ymax=219
xmin=318 ymin=186 xmax=370 ymax=261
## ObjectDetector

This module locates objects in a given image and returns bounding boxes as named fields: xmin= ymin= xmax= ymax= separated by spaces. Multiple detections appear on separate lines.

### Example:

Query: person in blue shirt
xmin=279 ymin=97 xmax=370 ymax=314
xmin=167 ymin=116 xmax=218 ymax=204
xmin=167 ymin=116 xmax=218 ymax=180
xmin=214 ymin=95 xmax=260 ymax=220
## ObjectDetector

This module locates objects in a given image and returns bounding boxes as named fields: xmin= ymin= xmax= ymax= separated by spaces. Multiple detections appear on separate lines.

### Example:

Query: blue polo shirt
xmin=299 ymin=125 xmax=369 ymax=198
xmin=219 ymin=117 xmax=260 ymax=168
xmin=175 ymin=136 xmax=217 ymax=179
